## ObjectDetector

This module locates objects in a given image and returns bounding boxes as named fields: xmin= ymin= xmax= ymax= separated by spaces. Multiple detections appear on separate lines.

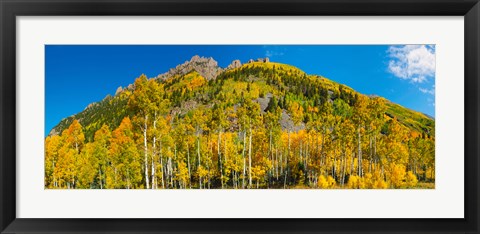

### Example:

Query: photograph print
xmin=45 ymin=45 xmax=435 ymax=189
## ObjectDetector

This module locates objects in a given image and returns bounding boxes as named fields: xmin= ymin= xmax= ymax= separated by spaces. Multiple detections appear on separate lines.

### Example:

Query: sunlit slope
xmin=385 ymin=102 xmax=434 ymax=136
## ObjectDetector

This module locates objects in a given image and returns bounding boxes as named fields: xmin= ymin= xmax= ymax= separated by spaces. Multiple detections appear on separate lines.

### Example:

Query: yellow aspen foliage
xmin=387 ymin=163 xmax=406 ymax=188
xmin=347 ymin=175 xmax=361 ymax=189
xmin=362 ymin=173 xmax=374 ymax=188
xmin=45 ymin=135 xmax=62 ymax=188
xmin=76 ymin=142 xmax=98 ymax=188
xmin=109 ymin=117 xmax=142 ymax=189
xmin=52 ymin=120 xmax=85 ymax=189
xmin=372 ymin=179 xmax=389 ymax=189
xmin=251 ymin=165 xmax=266 ymax=188
xmin=64 ymin=119 xmax=85 ymax=152
xmin=426 ymin=167 xmax=435 ymax=181
xmin=197 ymin=166 xmax=209 ymax=180
xmin=371 ymin=171 xmax=388 ymax=189
xmin=176 ymin=161 xmax=190 ymax=188
xmin=288 ymin=102 xmax=304 ymax=126
xmin=307 ymin=106 xmax=319 ymax=113
xmin=318 ymin=175 xmax=336 ymax=189
xmin=186 ymin=73 xmax=206 ymax=91
xmin=56 ymin=146 xmax=77 ymax=188
xmin=105 ymin=166 xmax=116 ymax=189
xmin=405 ymin=171 xmax=418 ymax=188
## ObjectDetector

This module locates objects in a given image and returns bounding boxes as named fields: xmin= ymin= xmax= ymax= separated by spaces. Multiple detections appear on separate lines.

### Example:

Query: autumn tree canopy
xmin=45 ymin=62 xmax=435 ymax=189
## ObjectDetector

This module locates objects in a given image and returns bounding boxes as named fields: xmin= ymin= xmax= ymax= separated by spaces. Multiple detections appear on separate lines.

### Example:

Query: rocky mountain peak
xmin=227 ymin=59 xmax=242 ymax=69
xmin=156 ymin=55 xmax=223 ymax=81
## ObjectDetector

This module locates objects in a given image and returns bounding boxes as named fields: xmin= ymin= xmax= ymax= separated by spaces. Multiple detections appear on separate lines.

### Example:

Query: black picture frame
xmin=1 ymin=0 xmax=479 ymax=233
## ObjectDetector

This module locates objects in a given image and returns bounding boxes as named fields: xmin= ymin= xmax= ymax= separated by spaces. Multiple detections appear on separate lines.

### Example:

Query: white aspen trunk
xmin=197 ymin=137 xmax=201 ymax=166
xmin=99 ymin=168 xmax=103 ymax=189
xmin=248 ymin=127 xmax=253 ymax=188
xmin=160 ymin=140 xmax=165 ymax=189
xmin=333 ymin=157 xmax=337 ymax=180
xmin=242 ymin=130 xmax=246 ymax=189
xmin=285 ymin=132 xmax=290 ymax=189
xmin=305 ymin=140 xmax=309 ymax=172
xmin=351 ymin=152 xmax=355 ymax=176
xmin=151 ymin=155 xmax=155 ymax=189
xmin=269 ymin=130 xmax=273 ymax=184
xmin=299 ymin=142 xmax=302 ymax=163
xmin=269 ymin=130 xmax=272 ymax=161
xmin=369 ymin=137 xmax=372 ymax=174
xmin=52 ymin=160 xmax=56 ymax=188
xmin=144 ymin=115 xmax=150 ymax=189
xmin=187 ymin=142 xmax=191 ymax=188
xmin=151 ymin=114 xmax=157 ymax=189
xmin=218 ymin=131 xmax=223 ymax=189
xmin=320 ymin=129 xmax=324 ymax=176
xmin=339 ymin=155 xmax=343 ymax=187
xmin=174 ymin=144 xmax=177 ymax=188
xmin=275 ymin=147 xmax=279 ymax=180
xmin=207 ymin=158 xmax=211 ymax=189
xmin=280 ymin=151 xmax=283 ymax=175
xmin=169 ymin=157 xmax=173 ymax=188
xmin=358 ymin=126 xmax=362 ymax=177
xmin=197 ymin=137 xmax=202 ymax=189
xmin=224 ymin=138 xmax=228 ymax=188
xmin=287 ymin=131 xmax=290 ymax=177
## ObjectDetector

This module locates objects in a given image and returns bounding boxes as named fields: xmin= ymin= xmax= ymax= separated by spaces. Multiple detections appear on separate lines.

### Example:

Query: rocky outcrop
xmin=115 ymin=86 xmax=123 ymax=95
xmin=156 ymin=56 xmax=269 ymax=82
xmin=227 ymin=59 xmax=242 ymax=69
xmin=247 ymin=57 xmax=270 ymax=63
xmin=280 ymin=110 xmax=305 ymax=132
xmin=257 ymin=57 xmax=270 ymax=63
xmin=156 ymin=55 xmax=223 ymax=81
xmin=255 ymin=92 xmax=273 ymax=113
xmin=84 ymin=102 xmax=96 ymax=110
xmin=170 ymin=100 xmax=198 ymax=116
xmin=49 ymin=128 xmax=60 ymax=136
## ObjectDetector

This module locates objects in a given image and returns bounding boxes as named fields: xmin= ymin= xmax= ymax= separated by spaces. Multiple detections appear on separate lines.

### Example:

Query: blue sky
xmin=45 ymin=45 xmax=435 ymax=136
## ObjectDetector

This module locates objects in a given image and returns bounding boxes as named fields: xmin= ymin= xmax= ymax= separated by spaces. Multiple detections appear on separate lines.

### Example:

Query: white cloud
xmin=265 ymin=50 xmax=284 ymax=57
xmin=387 ymin=45 xmax=436 ymax=83
xmin=263 ymin=46 xmax=285 ymax=58
xmin=419 ymin=87 xmax=435 ymax=95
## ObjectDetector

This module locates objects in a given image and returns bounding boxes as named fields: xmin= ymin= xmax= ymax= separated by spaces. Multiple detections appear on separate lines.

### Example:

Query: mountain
xmin=46 ymin=55 xmax=436 ymax=190
xmin=48 ymin=55 xmax=434 ymax=142
xmin=156 ymin=55 xmax=223 ymax=81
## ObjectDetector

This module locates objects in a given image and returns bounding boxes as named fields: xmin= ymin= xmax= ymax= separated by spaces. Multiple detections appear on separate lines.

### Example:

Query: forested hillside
xmin=45 ymin=56 xmax=435 ymax=189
